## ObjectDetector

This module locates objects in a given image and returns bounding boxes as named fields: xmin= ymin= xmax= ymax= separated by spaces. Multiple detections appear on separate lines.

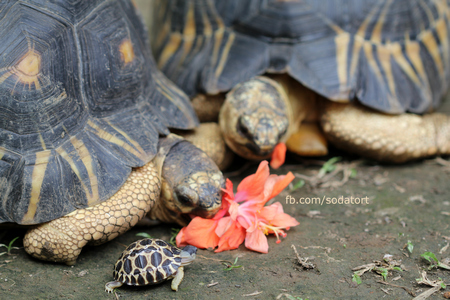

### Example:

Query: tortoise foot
xmin=286 ymin=122 xmax=328 ymax=156
xmin=321 ymin=102 xmax=450 ymax=163
xmin=23 ymin=162 xmax=160 ymax=265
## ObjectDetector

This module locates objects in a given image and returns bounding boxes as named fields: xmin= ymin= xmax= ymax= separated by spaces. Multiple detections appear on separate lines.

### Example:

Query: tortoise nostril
xmin=238 ymin=116 xmax=251 ymax=136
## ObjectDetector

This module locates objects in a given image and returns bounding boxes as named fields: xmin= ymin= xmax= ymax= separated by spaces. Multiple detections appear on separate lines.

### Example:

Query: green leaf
xmin=222 ymin=257 xmax=242 ymax=271
xmin=375 ymin=267 xmax=388 ymax=281
xmin=421 ymin=252 xmax=438 ymax=263
xmin=318 ymin=157 xmax=342 ymax=177
xmin=392 ymin=267 xmax=403 ymax=272
xmin=350 ymin=169 xmax=357 ymax=178
xmin=437 ymin=262 xmax=450 ymax=270
xmin=290 ymin=180 xmax=305 ymax=191
xmin=136 ymin=232 xmax=152 ymax=239
xmin=407 ymin=240 xmax=413 ymax=254
xmin=0 ymin=236 xmax=20 ymax=255
xmin=352 ymin=273 xmax=362 ymax=285
xmin=169 ymin=228 xmax=181 ymax=246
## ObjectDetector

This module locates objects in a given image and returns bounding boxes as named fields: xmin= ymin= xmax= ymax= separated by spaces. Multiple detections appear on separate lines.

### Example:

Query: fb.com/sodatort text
xmin=286 ymin=195 xmax=369 ymax=206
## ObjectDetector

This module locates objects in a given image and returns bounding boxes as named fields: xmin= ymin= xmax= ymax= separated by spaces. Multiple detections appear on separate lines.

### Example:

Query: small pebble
xmin=444 ymin=291 xmax=450 ymax=299
xmin=235 ymin=285 xmax=241 ymax=288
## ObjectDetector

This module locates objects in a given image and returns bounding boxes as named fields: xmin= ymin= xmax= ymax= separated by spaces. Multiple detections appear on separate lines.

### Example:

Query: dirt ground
xmin=1 ymin=96 xmax=450 ymax=300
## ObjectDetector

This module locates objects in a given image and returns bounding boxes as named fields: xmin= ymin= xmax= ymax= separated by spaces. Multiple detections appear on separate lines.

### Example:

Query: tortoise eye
xmin=177 ymin=194 xmax=192 ymax=205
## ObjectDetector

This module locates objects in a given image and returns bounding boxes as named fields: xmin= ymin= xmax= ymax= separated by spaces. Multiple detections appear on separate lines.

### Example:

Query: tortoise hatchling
xmin=0 ymin=0 xmax=223 ymax=265
xmin=105 ymin=239 xmax=197 ymax=292
xmin=150 ymin=0 xmax=450 ymax=166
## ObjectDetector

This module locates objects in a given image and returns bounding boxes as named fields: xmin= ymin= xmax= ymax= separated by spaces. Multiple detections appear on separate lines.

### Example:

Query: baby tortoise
xmin=105 ymin=238 xmax=197 ymax=292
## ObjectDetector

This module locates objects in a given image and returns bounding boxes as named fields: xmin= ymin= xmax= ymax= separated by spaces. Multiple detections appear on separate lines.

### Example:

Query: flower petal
xmin=214 ymin=179 xmax=235 ymax=220
xmin=182 ymin=217 xmax=220 ymax=249
xmin=245 ymin=228 xmax=269 ymax=253
xmin=270 ymin=143 xmax=286 ymax=169
xmin=215 ymin=216 xmax=233 ymax=237
xmin=215 ymin=221 xmax=246 ymax=252
xmin=264 ymin=172 xmax=295 ymax=202
xmin=271 ymin=212 xmax=300 ymax=228
xmin=236 ymin=161 xmax=270 ymax=200
xmin=176 ymin=227 xmax=188 ymax=247
xmin=260 ymin=202 xmax=300 ymax=228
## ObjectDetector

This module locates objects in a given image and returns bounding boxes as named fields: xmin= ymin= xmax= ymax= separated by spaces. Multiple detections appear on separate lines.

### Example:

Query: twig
xmin=412 ymin=285 xmax=442 ymax=300
xmin=291 ymin=245 xmax=315 ymax=269
xmin=376 ymin=281 xmax=416 ymax=297
xmin=243 ymin=291 xmax=262 ymax=297
xmin=207 ymin=282 xmax=219 ymax=287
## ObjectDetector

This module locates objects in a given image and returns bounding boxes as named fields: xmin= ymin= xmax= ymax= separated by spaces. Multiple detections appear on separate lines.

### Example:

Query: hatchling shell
xmin=113 ymin=239 xmax=182 ymax=286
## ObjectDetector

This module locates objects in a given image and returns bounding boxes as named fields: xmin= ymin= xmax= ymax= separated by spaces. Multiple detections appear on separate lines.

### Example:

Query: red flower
xmin=176 ymin=161 xmax=299 ymax=253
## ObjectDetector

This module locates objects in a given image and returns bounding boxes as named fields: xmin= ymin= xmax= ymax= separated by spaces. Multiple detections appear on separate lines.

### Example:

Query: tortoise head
xmin=219 ymin=76 xmax=291 ymax=160
xmin=180 ymin=245 xmax=197 ymax=266
xmin=154 ymin=138 xmax=225 ymax=225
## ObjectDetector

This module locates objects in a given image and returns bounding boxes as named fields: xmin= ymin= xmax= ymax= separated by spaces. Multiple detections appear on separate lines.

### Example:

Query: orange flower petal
xmin=215 ymin=221 xmax=246 ymax=252
xmin=183 ymin=217 xmax=220 ymax=249
xmin=266 ymin=172 xmax=295 ymax=200
xmin=259 ymin=203 xmax=280 ymax=221
xmin=214 ymin=179 xmax=235 ymax=220
xmin=215 ymin=216 xmax=233 ymax=237
xmin=270 ymin=143 xmax=286 ymax=169
xmin=245 ymin=228 xmax=269 ymax=253
xmin=261 ymin=202 xmax=300 ymax=228
xmin=271 ymin=212 xmax=300 ymax=228
xmin=236 ymin=161 xmax=270 ymax=199
xmin=176 ymin=227 xmax=188 ymax=247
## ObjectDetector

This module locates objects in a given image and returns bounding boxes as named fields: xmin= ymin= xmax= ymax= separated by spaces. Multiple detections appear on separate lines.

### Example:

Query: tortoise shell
xmin=0 ymin=0 xmax=198 ymax=225
xmin=153 ymin=0 xmax=450 ymax=114
xmin=113 ymin=239 xmax=182 ymax=286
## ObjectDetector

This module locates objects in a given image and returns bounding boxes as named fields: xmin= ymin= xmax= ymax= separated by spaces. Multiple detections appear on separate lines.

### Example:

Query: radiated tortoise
xmin=0 ymin=0 xmax=223 ymax=265
xmin=152 ymin=0 xmax=450 ymax=165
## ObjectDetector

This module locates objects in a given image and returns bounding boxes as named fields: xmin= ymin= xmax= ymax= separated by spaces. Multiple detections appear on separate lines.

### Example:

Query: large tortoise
xmin=0 ymin=0 xmax=224 ymax=265
xmin=151 ymin=0 xmax=450 ymax=165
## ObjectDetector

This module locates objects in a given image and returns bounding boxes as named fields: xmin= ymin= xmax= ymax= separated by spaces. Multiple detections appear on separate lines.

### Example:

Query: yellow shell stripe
xmin=88 ymin=120 xmax=146 ymax=160
xmin=210 ymin=0 xmax=225 ymax=72
xmin=331 ymin=24 xmax=350 ymax=99
xmin=154 ymin=0 xmax=170 ymax=51
xmin=0 ymin=147 xmax=5 ymax=160
xmin=55 ymin=137 xmax=98 ymax=207
xmin=153 ymin=75 xmax=197 ymax=125
xmin=421 ymin=30 xmax=445 ymax=80
xmin=436 ymin=18 xmax=449 ymax=71
xmin=179 ymin=1 xmax=196 ymax=65
xmin=214 ymin=32 xmax=235 ymax=79
xmin=348 ymin=2 xmax=381 ymax=81
xmin=368 ymin=0 xmax=399 ymax=104
xmin=22 ymin=150 xmax=51 ymax=223
xmin=38 ymin=133 xmax=46 ymax=150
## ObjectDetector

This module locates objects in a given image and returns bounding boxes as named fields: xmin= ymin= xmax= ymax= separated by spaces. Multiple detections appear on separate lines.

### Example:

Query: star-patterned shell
xmin=112 ymin=239 xmax=182 ymax=286
xmin=0 ymin=0 xmax=198 ymax=225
